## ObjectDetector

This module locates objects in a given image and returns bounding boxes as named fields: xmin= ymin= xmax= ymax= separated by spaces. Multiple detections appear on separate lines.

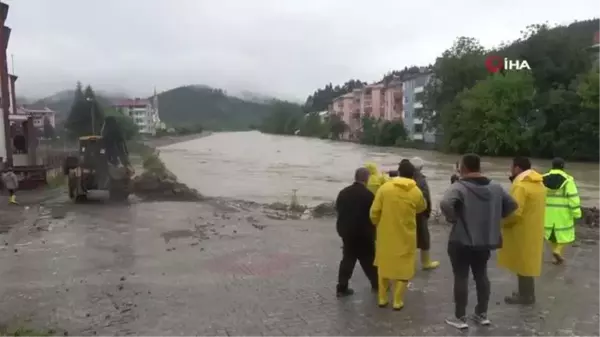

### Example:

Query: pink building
xmin=329 ymin=81 xmax=403 ymax=139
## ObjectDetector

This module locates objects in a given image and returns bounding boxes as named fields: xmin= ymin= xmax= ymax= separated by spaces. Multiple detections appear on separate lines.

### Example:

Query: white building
xmin=402 ymin=71 xmax=436 ymax=143
xmin=113 ymin=89 xmax=162 ymax=135
xmin=16 ymin=106 xmax=56 ymax=131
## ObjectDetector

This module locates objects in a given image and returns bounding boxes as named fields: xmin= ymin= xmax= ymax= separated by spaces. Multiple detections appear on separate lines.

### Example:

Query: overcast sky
xmin=4 ymin=0 xmax=598 ymax=101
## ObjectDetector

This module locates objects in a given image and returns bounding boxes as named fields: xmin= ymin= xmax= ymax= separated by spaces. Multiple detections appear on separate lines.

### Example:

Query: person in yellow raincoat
xmin=364 ymin=162 xmax=389 ymax=195
xmin=497 ymin=156 xmax=546 ymax=305
xmin=370 ymin=160 xmax=426 ymax=310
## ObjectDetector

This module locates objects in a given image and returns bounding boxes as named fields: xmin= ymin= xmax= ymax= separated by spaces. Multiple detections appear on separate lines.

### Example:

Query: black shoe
xmin=336 ymin=288 xmax=355 ymax=298
xmin=552 ymin=253 xmax=565 ymax=265
xmin=504 ymin=293 xmax=535 ymax=305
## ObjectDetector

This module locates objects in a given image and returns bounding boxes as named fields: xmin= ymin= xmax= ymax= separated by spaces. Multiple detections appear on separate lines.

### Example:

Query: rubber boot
xmin=377 ymin=275 xmax=389 ymax=307
xmin=505 ymin=275 xmax=535 ymax=305
xmin=9 ymin=195 xmax=17 ymax=205
xmin=421 ymin=250 xmax=440 ymax=270
xmin=392 ymin=281 xmax=407 ymax=310
xmin=551 ymin=243 xmax=565 ymax=265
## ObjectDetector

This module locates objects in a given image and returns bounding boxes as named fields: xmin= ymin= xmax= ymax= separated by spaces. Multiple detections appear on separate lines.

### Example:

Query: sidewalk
xmin=0 ymin=199 xmax=597 ymax=336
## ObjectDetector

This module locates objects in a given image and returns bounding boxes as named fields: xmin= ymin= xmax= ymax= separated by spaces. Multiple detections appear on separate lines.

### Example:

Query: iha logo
xmin=485 ymin=55 xmax=531 ymax=73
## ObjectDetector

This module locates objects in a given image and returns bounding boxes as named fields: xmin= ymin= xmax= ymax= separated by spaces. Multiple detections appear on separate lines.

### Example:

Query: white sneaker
xmin=445 ymin=316 xmax=469 ymax=330
xmin=471 ymin=313 xmax=491 ymax=326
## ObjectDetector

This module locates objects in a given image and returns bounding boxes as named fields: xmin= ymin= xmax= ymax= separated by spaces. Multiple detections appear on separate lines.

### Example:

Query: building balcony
xmin=414 ymin=101 xmax=423 ymax=109
xmin=412 ymin=133 xmax=424 ymax=140
xmin=414 ymin=86 xmax=424 ymax=94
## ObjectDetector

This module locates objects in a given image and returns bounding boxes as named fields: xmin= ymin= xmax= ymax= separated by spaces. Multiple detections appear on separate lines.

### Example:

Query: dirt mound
xmin=579 ymin=207 xmax=599 ymax=228
xmin=312 ymin=202 xmax=336 ymax=218
xmin=132 ymin=151 xmax=203 ymax=201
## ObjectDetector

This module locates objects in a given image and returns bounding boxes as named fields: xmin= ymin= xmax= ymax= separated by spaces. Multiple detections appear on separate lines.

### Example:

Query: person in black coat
xmin=335 ymin=167 xmax=378 ymax=297
xmin=409 ymin=157 xmax=440 ymax=270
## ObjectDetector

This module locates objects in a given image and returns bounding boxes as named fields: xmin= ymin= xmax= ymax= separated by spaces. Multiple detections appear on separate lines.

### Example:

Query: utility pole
xmin=0 ymin=2 xmax=12 ymax=166
xmin=87 ymin=97 xmax=95 ymax=135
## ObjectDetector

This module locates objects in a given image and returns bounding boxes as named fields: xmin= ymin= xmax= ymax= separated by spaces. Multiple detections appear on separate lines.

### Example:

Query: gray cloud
xmin=4 ymin=0 xmax=597 ymax=100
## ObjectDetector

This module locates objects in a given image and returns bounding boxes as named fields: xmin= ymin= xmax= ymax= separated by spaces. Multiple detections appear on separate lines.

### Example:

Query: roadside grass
xmin=0 ymin=326 xmax=55 ymax=336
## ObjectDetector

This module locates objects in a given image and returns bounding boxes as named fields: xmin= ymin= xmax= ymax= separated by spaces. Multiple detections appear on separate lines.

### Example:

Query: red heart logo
xmin=485 ymin=55 xmax=504 ymax=73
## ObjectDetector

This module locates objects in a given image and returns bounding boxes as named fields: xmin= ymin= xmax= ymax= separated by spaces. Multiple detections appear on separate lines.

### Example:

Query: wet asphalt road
xmin=0 ymin=192 xmax=598 ymax=336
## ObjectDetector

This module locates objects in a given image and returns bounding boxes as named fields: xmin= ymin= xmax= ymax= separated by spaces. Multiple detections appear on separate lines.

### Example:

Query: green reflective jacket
xmin=542 ymin=169 xmax=581 ymax=243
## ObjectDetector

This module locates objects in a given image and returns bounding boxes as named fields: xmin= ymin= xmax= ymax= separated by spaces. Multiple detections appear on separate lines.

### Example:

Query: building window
xmin=414 ymin=123 xmax=423 ymax=133
xmin=414 ymin=107 xmax=423 ymax=118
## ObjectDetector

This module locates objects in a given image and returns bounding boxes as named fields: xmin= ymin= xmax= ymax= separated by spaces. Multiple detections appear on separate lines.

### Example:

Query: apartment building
xmin=330 ymin=82 xmax=402 ymax=139
xmin=113 ymin=91 xmax=162 ymax=135
xmin=15 ymin=106 xmax=56 ymax=131
xmin=402 ymin=71 xmax=436 ymax=143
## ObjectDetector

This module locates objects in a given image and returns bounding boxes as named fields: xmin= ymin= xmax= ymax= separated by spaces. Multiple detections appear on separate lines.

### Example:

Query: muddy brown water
xmin=159 ymin=131 xmax=599 ymax=208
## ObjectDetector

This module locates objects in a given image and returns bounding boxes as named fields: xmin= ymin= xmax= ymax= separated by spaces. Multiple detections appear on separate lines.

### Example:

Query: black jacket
xmin=335 ymin=182 xmax=375 ymax=239
xmin=414 ymin=171 xmax=432 ymax=219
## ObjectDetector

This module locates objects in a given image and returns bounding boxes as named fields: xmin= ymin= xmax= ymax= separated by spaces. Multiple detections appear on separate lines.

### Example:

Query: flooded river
xmin=159 ymin=131 xmax=599 ymax=208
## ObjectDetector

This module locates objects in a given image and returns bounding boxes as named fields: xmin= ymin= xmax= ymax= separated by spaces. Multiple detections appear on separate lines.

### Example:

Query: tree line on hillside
xmin=260 ymin=66 xmax=433 ymax=146
xmin=62 ymin=82 xmax=207 ymax=142
xmin=259 ymin=100 xmax=409 ymax=147
xmin=64 ymin=82 xmax=139 ymax=141
xmin=420 ymin=20 xmax=599 ymax=161
xmin=302 ymin=66 xmax=433 ymax=113
xmin=260 ymin=19 xmax=599 ymax=161
xmin=156 ymin=85 xmax=271 ymax=131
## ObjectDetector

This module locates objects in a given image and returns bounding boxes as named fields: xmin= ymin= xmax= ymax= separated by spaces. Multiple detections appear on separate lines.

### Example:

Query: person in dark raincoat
xmin=335 ymin=167 xmax=378 ymax=297
xmin=409 ymin=157 xmax=440 ymax=270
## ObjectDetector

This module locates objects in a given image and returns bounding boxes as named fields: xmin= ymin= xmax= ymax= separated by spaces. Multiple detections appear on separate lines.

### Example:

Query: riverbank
xmin=143 ymin=132 xmax=212 ymax=148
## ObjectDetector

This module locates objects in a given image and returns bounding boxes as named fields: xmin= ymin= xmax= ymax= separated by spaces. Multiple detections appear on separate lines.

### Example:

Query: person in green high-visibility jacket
xmin=542 ymin=158 xmax=582 ymax=265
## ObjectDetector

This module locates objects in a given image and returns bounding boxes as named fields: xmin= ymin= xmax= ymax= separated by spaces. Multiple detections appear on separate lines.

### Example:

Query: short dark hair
xmin=354 ymin=167 xmax=370 ymax=183
xmin=552 ymin=157 xmax=565 ymax=170
xmin=398 ymin=160 xmax=415 ymax=178
xmin=461 ymin=153 xmax=481 ymax=173
xmin=513 ymin=156 xmax=531 ymax=171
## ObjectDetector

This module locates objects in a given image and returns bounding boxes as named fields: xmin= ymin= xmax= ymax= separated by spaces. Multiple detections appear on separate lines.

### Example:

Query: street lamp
xmin=86 ymin=97 xmax=95 ymax=135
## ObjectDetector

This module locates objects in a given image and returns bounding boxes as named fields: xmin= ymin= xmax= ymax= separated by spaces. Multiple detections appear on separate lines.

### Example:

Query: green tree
xmin=574 ymin=69 xmax=600 ymax=161
xmin=304 ymin=80 xmax=366 ymax=112
xmin=328 ymin=114 xmax=348 ymax=140
xmin=42 ymin=117 xmax=55 ymax=139
xmin=260 ymin=100 xmax=304 ymax=135
xmin=65 ymin=83 xmax=105 ymax=139
xmin=421 ymin=37 xmax=488 ymax=132
xmin=443 ymin=71 xmax=536 ymax=155
xmin=104 ymin=108 xmax=139 ymax=140
xmin=378 ymin=120 xmax=408 ymax=146
xmin=299 ymin=112 xmax=327 ymax=137
xmin=359 ymin=116 xmax=379 ymax=145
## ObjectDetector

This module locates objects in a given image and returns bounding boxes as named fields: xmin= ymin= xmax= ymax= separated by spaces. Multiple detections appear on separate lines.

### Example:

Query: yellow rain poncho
xmin=365 ymin=162 xmax=389 ymax=195
xmin=497 ymin=170 xmax=546 ymax=277
xmin=370 ymin=177 xmax=426 ymax=280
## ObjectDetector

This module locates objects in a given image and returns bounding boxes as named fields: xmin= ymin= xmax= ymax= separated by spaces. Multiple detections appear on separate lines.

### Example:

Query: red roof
xmin=113 ymin=98 xmax=150 ymax=107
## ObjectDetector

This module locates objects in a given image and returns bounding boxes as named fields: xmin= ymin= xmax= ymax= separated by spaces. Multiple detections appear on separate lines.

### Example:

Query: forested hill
xmin=155 ymin=85 xmax=272 ymax=130
xmin=421 ymin=18 xmax=599 ymax=161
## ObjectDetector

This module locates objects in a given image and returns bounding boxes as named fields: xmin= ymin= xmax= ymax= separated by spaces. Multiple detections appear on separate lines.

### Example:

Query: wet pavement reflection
xmin=0 ymin=195 xmax=597 ymax=335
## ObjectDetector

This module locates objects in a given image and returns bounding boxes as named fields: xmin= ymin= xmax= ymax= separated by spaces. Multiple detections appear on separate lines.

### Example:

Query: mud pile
xmin=132 ymin=150 xmax=203 ymax=201
xmin=312 ymin=202 xmax=336 ymax=218
xmin=579 ymin=207 xmax=599 ymax=228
